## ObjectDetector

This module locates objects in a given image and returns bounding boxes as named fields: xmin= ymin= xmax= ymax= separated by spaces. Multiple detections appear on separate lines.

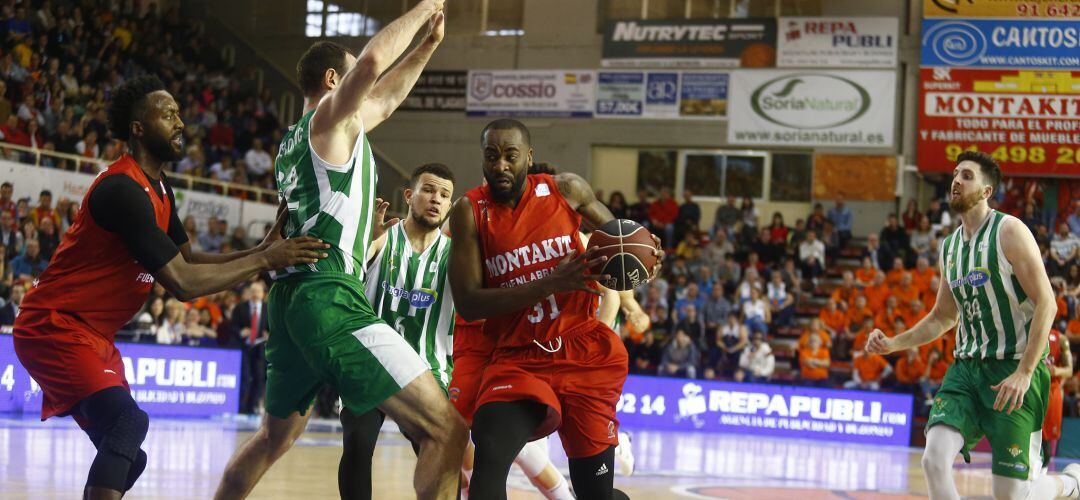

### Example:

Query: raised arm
xmin=312 ymin=0 xmax=443 ymax=138
xmin=555 ymin=172 xmax=614 ymax=228
xmin=447 ymin=197 xmax=605 ymax=322
xmin=359 ymin=11 xmax=444 ymax=131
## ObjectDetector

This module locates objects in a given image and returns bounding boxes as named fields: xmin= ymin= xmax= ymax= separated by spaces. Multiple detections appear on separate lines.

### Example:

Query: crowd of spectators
xmin=617 ymin=185 xmax=1080 ymax=412
xmin=0 ymin=0 xmax=282 ymax=196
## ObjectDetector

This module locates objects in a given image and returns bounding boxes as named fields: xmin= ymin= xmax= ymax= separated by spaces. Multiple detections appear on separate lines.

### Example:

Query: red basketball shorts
xmin=12 ymin=308 xmax=129 ymax=428
xmin=1044 ymin=381 xmax=1063 ymax=442
xmin=474 ymin=324 xmax=628 ymax=458
xmin=447 ymin=323 xmax=490 ymax=425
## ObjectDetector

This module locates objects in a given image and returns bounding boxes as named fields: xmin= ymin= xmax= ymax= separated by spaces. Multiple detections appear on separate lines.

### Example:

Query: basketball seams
xmin=618 ymin=218 xmax=626 ymax=290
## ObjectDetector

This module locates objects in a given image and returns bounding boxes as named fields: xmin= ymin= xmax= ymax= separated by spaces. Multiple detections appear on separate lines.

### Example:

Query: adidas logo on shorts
xmin=595 ymin=463 xmax=609 ymax=476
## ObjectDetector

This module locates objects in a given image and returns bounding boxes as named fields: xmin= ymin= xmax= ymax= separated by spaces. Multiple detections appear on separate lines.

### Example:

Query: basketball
xmin=587 ymin=219 xmax=657 ymax=291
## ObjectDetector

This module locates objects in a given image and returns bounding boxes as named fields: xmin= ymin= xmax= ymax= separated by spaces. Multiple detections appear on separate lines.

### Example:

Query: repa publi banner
xmin=921 ymin=18 xmax=1080 ymax=69
xmin=727 ymin=70 xmax=896 ymax=148
xmin=602 ymin=18 xmax=777 ymax=69
xmin=777 ymin=17 xmax=898 ymax=68
xmin=0 ymin=335 xmax=242 ymax=417
xmin=618 ymin=375 xmax=913 ymax=446
xmin=466 ymin=70 xmax=596 ymax=118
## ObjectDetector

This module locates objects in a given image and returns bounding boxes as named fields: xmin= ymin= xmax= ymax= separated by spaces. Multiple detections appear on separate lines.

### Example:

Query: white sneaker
xmin=1063 ymin=463 xmax=1080 ymax=499
xmin=614 ymin=431 xmax=635 ymax=476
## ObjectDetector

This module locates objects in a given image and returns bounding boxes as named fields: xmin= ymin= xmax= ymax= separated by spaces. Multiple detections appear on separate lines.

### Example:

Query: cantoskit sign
xmin=0 ymin=335 xmax=242 ymax=417
xmin=728 ymin=69 xmax=896 ymax=147
xmin=617 ymin=375 xmax=913 ymax=446
xmin=921 ymin=18 xmax=1080 ymax=69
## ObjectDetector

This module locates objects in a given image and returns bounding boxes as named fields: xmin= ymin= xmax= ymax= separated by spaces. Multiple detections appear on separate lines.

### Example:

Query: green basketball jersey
xmin=272 ymin=109 xmax=377 ymax=280
xmin=941 ymin=210 xmax=1035 ymax=360
xmin=364 ymin=224 xmax=455 ymax=387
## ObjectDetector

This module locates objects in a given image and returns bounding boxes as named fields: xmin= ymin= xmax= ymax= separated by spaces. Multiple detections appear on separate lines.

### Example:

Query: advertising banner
xmin=602 ymin=18 xmax=777 ymax=68
xmin=777 ymin=17 xmax=898 ymax=68
xmin=400 ymin=70 xmax=467 ymax=112
xmin=917 ymin=68 xmax=1080 ymax=176
xmin=466 ymin=70 xmax=596 ymax=118
xmin=617 ymin=375 xmax=913 ymax=446
xmin=0 ymin=335 xmax=242 ymax=416
xmin=595 ymin=71 xmax=728 ymax=119
xmin=727 ymin=69 xmax=896 ymax=148
xmin=921 ymin=18 xmax=1080 ymax=69
xmin=923 ymin=0 xmax=1080 ymax=18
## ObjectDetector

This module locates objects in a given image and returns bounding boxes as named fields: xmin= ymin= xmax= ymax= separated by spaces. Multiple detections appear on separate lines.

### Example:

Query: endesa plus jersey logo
xmin=382 ymin=282 xmax=439 ymax=309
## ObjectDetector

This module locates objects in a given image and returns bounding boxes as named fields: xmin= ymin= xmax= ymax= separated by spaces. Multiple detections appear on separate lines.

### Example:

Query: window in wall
xmin=769 ymin=153 xmax=813 ymax=202
xmin=680 ymin=151 xmax=766 ymax=199
xmin=306 ymin=0 xmax=379 ymax=37
xmin=636 ymin=150 xmax=677 ymax=195
xmin=307 ymin=0 xmax=522 ymax=38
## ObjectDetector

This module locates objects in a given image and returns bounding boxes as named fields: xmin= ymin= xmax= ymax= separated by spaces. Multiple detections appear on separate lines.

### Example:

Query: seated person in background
xmin=894 ymin=347 xmax=927 ymax=392
xmin=920 ymin=348 xmax=951 ymax=409
xmin=831 ymin=270 xmax=859 ymax=310
xmin=798 ymin=317 xmax=831 ymax=351
xmin=851 ymin=316 xmax=877 ymax=354
xmin=885 ymin=257 xmax=906 ymax=287
xmin=742 ymin=286 xmax=771 ymax=335
xmin=911 ymin=256 xmax=937 ymax=294
xmin=846 ymin=295 xmax=874 ymax=333
xmin=903 ymin=299 xmax=929 ymax=329
xmin=845 ymin=349 xmax=892 ymax=391
xmin=766 ymin=271 xmax=796 ymax=328
xmin=854 ymin=256 xmax=877 ymax=287
xmin=922 ymin=275 xmax=940 ymax=310
xmin=875 ymin=296 xmax=904 ymax=336
xmin=819 ymin=298 xmax=847 ymax=339
xmin=863 ymin=271 xmax=889 ymax=312
xmin=705 ymin=312 xmax=748 ymax=380
xmin=736 ymin=331 xmax=775 ymax=383
xmin=660 ymin=328 xmax=701 ymax=379
xmin=892 ymin=272 xmax=920 ymax=306
xmin=798 ymin=333 xmax=831 ymax=387
xmin=628 ymin=330 xmax=663 ymax=375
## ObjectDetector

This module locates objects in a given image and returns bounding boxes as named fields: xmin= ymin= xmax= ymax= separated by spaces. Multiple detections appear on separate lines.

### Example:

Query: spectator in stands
xmin=648 ymin=187 xmax=678 ymax=248
xmin=736 ymin=268 xmax=760 ymax=304
xmin=75 ymin=128 xmax=99 ymax=161
xmin=702 ymin=230 xmax=733 ymax=271
xmin=0 ymin=278 xmax=21 ymax=324
xmin=706 ymin=312 xmax=748 ymax=380
xmin=881 ymin=214 xmax=910 ymax=262
xmin=901 ymin=200 xmax=922 ymax=231
xmin=894 ymin=273 xmax=920 ymax=309
xmin=742 ymin=285 xmax=770 ymax=335
xmin=1020 ymin=203 xmax=1041 ymax=235
xmin=675 ymin=190 xmax=700 ymax=243
xmin=798 ymin=317 xmax=831 ymax=351
xmin=845 ymin=350 xmax=892 ymax=391
xmin=807 ymin=203 xmax=826 ymax=234
xmin=788 ymin=219 xmax=807 ymax=257
xmin=606 ymin=191 xmax=627 ymax=220
xmin=713 ymin=196 xmax=740 ymax=235
xmin=831 ymin=270 xmax=858 ymax=311
xmin=740 ymin=197 xmax=759 ymax=228
xmin=156 ymin=298 xmax=186 ymax=345
xmin=778 ymin=258 xmax=803 ymax=294
xmin=1049 ymin=222 xmax=1079 ymax=276
xmin=864 ymin=271 xmax=889 ymax=313
xmin=35 ymin=216 xmax=58 ymax=261
xmin=767 ymin=212 xmax=788 ymax=247
xmin=926 ymin=199 xmax=952 ymax=235
xmin=674 ymin=282 xmax=703 ymax=319
xmin=921 ymin=348 xmax=949 ymax=408
xmin=864 ymin=233 xmax=894 ymax=272
xmin=0 ymin=210 xmax=20 ymax=261
xmin=10 ymin=238 xmax=45 ymax=280
xmin=717 ymin=254 xmax=742 ymax=294
xmin=766 ymin=271 xmax=795 ymax=328
xmin=244 ymin=137 xmax=273 ymax=180
xmin=199 ymin=216 xmax=226 ymax=253
xmin=627 ymin=188 xmax=650 ymax=225
xmin=660 ymin=328 xmax=700 ymax=379
xmin=209 ymin=154 xmax=236 ymax=182
xmin=736 ymin=331 xmax=774 ymax=383
xmin=29 ymin=190 xmax=60 ymax=229
xmin=234 ymin=281 xmax=269 ymax=413
xmin=181 ymin=308 xmax=217 ymax=347
xmin=628 ymin=330 xmax=662 ymax=375
xmin=799 ymin=332 xmax=831 ymax=387
xmin=819 ymin=298 xmax=846 ymax=343
xmin=675 ymin=303 xmax=706 ymax=349
xmin=895 ymin=347 xmax=927 ymax=392
xmin=1067 ymin=199 xmax=1080 ymax=236
xmin=754 ymin=227 xmax=784 ymax=266
xmin=0 ymin=182 xmax=13 ymax=216
xmin=701 ymin=284 xmax=732 ymax=336
xmin=821 ymin=219 xmax=841 ymax=261
xmin=641 ymin=285 xmax=668 ymax=324
xmin=855 ymin=256 xmax=876 ymax=287
xmin=798 ymin=229 xmax=825 ymax=283
xmin=911 ymin=216 xmax=934 ymax=260
xmin=827 ymin=196 xmax=853 ymax=249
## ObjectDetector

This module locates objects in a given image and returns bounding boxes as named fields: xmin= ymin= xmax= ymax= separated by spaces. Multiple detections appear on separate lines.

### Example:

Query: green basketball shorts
xmin=926 ymin=357 xmax=1050 ymax=480
xmin=264 ymin=273 xmax=429 ymax=419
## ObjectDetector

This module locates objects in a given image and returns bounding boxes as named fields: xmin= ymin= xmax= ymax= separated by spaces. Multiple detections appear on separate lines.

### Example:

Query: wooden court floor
xmin=0 ymin=415 xmax=1046 ymax=499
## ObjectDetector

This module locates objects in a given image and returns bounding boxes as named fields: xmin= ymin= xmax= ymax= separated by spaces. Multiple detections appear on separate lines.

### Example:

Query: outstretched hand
xmin=370 ymin=198 xmax=400 ymax=241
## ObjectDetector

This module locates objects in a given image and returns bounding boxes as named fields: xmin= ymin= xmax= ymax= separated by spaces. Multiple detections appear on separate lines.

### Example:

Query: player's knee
xmin=920 ymin=449 xmax=949 ymax=477
xmin=260 ymin=425 xmax=300 ymax=460
xmin=102 ymin=405 xmax=149 ymax=461
xmin=124 ymin=449 xmax=148 ymax=491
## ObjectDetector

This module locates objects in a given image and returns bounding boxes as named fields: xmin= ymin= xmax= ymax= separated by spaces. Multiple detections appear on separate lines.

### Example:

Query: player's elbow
xmin=456 ymin=303 xmax=482 ymax=322
xmin=352 ymin=53 xmax=382 ymax=88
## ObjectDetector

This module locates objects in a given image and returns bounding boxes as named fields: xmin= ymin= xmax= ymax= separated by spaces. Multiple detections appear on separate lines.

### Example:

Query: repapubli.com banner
xmin=0 ymin=334 xmax=241 ymax=417
xmin=727 ymin=69 xmax=897 ymax=148
xmin=617 ymin=375 xmax=913 ymax=446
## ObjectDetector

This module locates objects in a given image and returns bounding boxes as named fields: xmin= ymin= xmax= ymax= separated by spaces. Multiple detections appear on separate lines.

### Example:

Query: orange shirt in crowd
xmin=1067 ymin=319 xmax=1080 ymax=338
xmin=798 ymin=328 xmax=831 ymax=350
xmin=852 ymin=326 xmax=873 ymax=352
xmin=886 ymin=268 xmax=906 ymax=287
xmin=922 ymin=289 xmax=937 ymax=310
xmin=928 ymin=359 xmax=950 ymax=381
xmin=831 ymin=286 xmax=859 ymax=308
xmin=893 ymin=284 xmax=920 ymax=307
xmin=854 ymin=353 xmax=890 ymax=382
xmin=863 ymin=284 xmax=889 ymax=312
xmin=902 ymin=307 xmax=929 ymax=331
xmin=30 ymin=207 xmax=62 ymax=229
xmin=192 ymin=297 xmax=224 ymax=327
xmin=855 ymin=268 xmax=877 ymax=286
xmin=875 ymin=308 xmax=903 ymax=336
xmin=799 ymin=347 xmax=831 ymax=381
xmin=1057 ymin=296 xmax=1069 ymax=322
xmin=846 ymin=307 xmax=874 ymax=332
xmin=819 ymin=308 xmax=847 ymax=334
xmin=896 ymin=355 xmax=927 ymax=384
xmin=911 ymin=268 xmax=937 ymax=294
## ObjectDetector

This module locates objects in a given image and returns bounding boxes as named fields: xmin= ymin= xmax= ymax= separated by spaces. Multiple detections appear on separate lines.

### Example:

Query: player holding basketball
xmin=867 ymin=151 xmax=1080 ymax=499
xmin=214 ymin=2 xmax=467 ymax=499
xmin=1043 ymin=329 xmax=1072 ymax=470
xmin=12 ymin=75 xmax=328 ymax=500
xmin=448 ymin=119 xmax=660 ymax=499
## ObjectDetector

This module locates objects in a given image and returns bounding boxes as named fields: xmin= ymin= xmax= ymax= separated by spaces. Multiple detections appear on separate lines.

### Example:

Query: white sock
xmin=514 ymin=439 xmax=550 ymax=478
xmin=1057 ymin=474 xmax=1080 ymax=498
xmin=923 ymin=426 xmax=964 ymax=500
xmin=544 ymin=475 xmax=574 ymax=500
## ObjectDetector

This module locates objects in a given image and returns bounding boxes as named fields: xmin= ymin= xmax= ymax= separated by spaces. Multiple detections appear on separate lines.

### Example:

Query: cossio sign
xmin=728 ymin=69 xmax=896 ymax=148
xmin=466 ymin=70 xmax=596 ymax=118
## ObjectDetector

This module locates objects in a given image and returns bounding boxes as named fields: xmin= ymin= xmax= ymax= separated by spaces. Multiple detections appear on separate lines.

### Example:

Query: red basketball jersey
xmin=464 ymin=174 xmax=600 ymax=348
xmin=1047 ymin=330 xmax=1063 ymax=385
xmin=20 ymin=154 xmax=172 ymax=341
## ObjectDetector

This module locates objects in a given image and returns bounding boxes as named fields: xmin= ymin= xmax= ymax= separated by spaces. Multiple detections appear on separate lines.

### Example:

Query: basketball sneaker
xmin=1063 ymin=463 xmax=1080 ymax=499
xmin=614 ymin=431 xmax=635 ymax=476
